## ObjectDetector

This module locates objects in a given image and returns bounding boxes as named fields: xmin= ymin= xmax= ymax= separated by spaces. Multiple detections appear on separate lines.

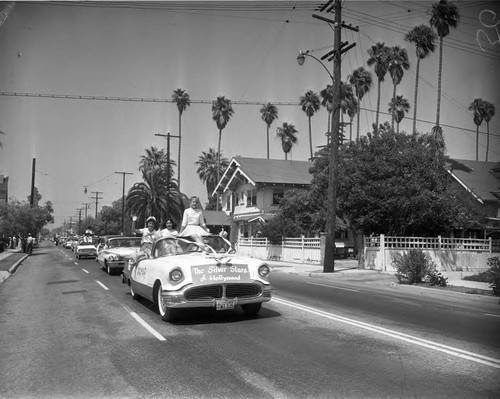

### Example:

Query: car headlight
xmin=258 ymin=265 xmax=270 ymax=278
xmin=169 ymin=268 xmax=183 ymax=282
xmin=108 ymin=255 xmax=121 ymax=261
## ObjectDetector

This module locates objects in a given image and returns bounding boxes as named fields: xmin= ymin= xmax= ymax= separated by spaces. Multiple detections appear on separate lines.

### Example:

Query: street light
xmin=297 ymin=42 xmax=341 ymax=274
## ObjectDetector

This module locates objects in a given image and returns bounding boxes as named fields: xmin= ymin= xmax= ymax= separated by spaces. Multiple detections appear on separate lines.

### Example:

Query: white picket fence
xmin=364 ymin=235 xmax=500 ymax=272
xmin=236 ymin=237 xmax=322 ymax=264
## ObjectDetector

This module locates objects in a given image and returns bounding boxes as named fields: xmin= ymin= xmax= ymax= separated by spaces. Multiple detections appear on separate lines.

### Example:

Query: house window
xmin=226 ymin=195 xmax=231 ymax=211
xmin=272 ymin=189 xmax=284 ymax=205
xmin=239 ymin=191 xmax=245 ymax=205
xmin=247 ymin=189 xmax=256 ymax=206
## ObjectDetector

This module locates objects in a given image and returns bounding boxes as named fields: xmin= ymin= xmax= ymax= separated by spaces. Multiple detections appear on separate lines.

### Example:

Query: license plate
xmin=216 ymin=298 xmax=236 ymax=311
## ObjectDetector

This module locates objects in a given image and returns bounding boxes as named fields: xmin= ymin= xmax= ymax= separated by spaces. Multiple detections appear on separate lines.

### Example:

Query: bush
xmin=486 ymin=257 xmax=500 ymax=296
xmin=424 ymin=270 xmax=448 ymax=287
xmin=463 ymin=271 xmax=490 ymax=282
xmin=392 ymin=249 xmax=437 ymax=285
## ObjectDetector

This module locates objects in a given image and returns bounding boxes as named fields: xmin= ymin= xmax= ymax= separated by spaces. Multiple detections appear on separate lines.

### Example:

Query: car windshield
xmin=109 ymin=238 xmax=141 ymax=248
xmin=153 ymin=238 xmax=200 ymax=258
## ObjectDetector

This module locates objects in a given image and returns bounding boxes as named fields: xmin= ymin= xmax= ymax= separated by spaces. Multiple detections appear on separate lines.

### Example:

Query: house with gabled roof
xmin=213 ymin=157 xmax=314 ymax=239
xmin=446 ymin=159 xmax=500 ymax=238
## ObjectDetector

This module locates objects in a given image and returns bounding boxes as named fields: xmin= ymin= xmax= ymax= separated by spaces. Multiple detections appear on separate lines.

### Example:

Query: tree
xmin=468 ymin=98 xmax=485 ymax=162
xmin=196 ymin=148 xmax=229 ymax=198
xmin=482 ymin=101 xmax=495 ymax=162
xmin=319 ymin=84 xmax=334 ymax=145
xmin=430 ymin=0 xmax=460 ymax=132
xmin=172 ymin=88 xmax=191 ymax=191
xmin=388 ymin=95 xmax=410 ymax=133
xmin=127 ymin=147 xmax=183 ymax=227
xmin=348 ymin=67 xmax=373 ymax=140
xmin=0 ymin=199 xmax=54 ymax=238
xmin=367 ymin=42 xmax=391 ymax=131
xmin=299 ymin=90 xmax=321 ymax=159
xmin=339 ymin=82 xmax=357 ymax=142
xmin=387 ymin=45 xmax=410 ymax=131
xmin=259 ymin=102 xmax=278 ymax=159
xmin=276 ymin=122 xmax=298 ymax=160
xmin=405 ymin=24 xmax=437 ymax=134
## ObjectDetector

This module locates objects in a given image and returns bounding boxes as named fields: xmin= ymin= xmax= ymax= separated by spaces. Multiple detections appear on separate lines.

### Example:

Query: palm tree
xmin=405 ymin=25 xmax=437 ymax=134
xmin=211 ymin=95 xmax=234 ymax=183
xmin=482 ymin=101 xmax=495 ymax=161
xmin=299 ymin=90 xmax=321 ymax=159
xmin=259 ymin=102 xmax=278 ymax=159
xmin=430 ymin=0 xmax=460 ymax=131
xmin=347 ymin=97 xmax=359 ymax=141
xmin=127 ymin=147 xmax=183 ymax=226
xmin=387 ymin=45 xmax=410 ymax=131
xmin=320 ymin=84 xmax=334 ymax=145
xmin=348 ymin=67 xmax=373 ymax=140
xmin=388 ymin=95 xmax=411 ymax=133
xmin=367 ymin=42 xmax=391 ymax=131
xmin=276 ymin=122 xmax=298 ymax=160
xmin=468 ymin=98 xmax=485 ymax=161
xmin=171 ymin=88 xmax=191 ymax=191
xmin=339 ymin=82 xmax=356 ymax=142
xmin=195 ymin=148 xmax=229 ymax=198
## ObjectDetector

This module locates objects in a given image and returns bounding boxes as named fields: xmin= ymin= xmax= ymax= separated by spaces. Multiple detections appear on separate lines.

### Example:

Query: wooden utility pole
xmin=115 ymin=171 xmax=133 ymax=235
xmin=30 ymin=158 xmax=36 ymax=207
xmin=90 ymin=191 xmax=103 ymax=219
xmin=155 ymin=132 xmax=180 ymax=222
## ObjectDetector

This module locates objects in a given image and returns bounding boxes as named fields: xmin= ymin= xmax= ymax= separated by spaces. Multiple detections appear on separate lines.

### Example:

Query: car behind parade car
xmin=124 ymin=234 xmax=273 ymax=322
xmin=75 ymin=239 xmax=98 ymax=259
xmin=96 ymin=236 xmax=142 ymax=275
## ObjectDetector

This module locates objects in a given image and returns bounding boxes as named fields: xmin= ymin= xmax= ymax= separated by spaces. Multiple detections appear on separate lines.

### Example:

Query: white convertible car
xmin=127 ymin=235 xmax=273 ymax=322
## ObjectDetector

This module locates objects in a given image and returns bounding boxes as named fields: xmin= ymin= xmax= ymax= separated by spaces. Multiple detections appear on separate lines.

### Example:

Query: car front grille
xmin=185 ymin=284 xmax=262 ymax=301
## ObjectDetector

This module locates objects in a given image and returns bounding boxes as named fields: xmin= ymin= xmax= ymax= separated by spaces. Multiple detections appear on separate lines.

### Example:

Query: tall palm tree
xmin=388 ymin=95 xmax=411 ymax=133
xmin=430 ymin=0 xmax=460 ymax=131
xmin=171 ymin=88 xmax=191 ymax=191
xmin=299 ymin=90 xmax=320 ymax=159
xmin=339 ymin=82 xmax=356 ymax=142
xmin=195 ymin=148 xmax=229 ymax=198
xmin=320 ymin=84 xmax=334 ymax=145
xmin=387 ymin=45 xmax=410 ymax=131
xmin=259 ymin=102 xmax=278 ymax=159
xmin=468 ymin=98 xmax=485 ymax=161
xmin=367 ymin=42 xmax=391 ymax=132
xmin=482 ymin=101 xmax=495 ymax=162
xmin=211 ymin=95 xmax=234 ymax=183
xmin=405 ymin=25 xmax=437 ymax=134
xmin=276 ymin=122 xmax=298 ymax=160
xmin=348 ymin=67 xmax=373 ymax=140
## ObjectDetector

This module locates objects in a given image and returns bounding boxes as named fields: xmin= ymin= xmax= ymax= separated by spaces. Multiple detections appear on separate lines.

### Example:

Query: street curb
xmin=8 ymin=254 xmax=29 ymax=274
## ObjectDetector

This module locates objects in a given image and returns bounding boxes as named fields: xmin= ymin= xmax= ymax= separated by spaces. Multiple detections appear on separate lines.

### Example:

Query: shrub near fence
xmin=237 ymin=237 xmax=322 ymax=264
xmin=364 ymin=235 xmax=500 ymax=273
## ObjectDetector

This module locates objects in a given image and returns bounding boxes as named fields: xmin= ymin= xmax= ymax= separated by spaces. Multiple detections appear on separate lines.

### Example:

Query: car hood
xmin=106 ymin=247 xmax=141 ymax=256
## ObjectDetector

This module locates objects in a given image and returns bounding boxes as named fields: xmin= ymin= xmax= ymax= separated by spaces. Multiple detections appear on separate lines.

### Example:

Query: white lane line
xmin=128 ymin=310 xmax=166 ymax=341
xmin=95 ymin=280 xmax=109 ymax=291
xmin=307 ymin=281 xmax=359 ymax=292
xmin=484 ymin=313 xmax=500 ymax=318
xmin=274 ymin=296 xmax=500 ymax=369
xmin=82 ymin=269 xmax=89 ymax=274
xmin=74 ymin=262 xmax=78 ymax=265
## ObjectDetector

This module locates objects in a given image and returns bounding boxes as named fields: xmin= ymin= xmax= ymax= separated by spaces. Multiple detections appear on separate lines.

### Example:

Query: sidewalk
xmin=267 ymin=259 xmax=496 ymax=297
xmin=0 ymin=247 xmax=28 ymax=285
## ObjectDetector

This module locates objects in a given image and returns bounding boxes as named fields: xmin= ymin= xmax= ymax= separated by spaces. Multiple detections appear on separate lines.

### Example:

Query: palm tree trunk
xmin=486 ymin=122 xmax=490 ymax=162
xmin=375 ymin=79 xmax=381 ymax=132
xmin=391 ymin=84 xmax=396 ymax=131
xmin=349 ymin=117 xmax=353 ymax=141
xmin=308 ymin=117 xmax=313 ymax=159
xmin=476 ymin=126 xmax=479 ymax=161
xmin=356 ymin=103 xmax=361 ymax=141
xmin=412 ymin=57 xmax=420 ymax=134
xmin=178 ymin=114 xmax=182 ymax=191
xmin=217 ymin=129 xmax=222 ymax=211
xmin=397 ymin=122 xmax=400 ymax=134
xmin=436 ymin=36 xmax=444 ymax=129
xmin=266 ymin=125 xmax=270 ymax=159
xmin=327 ymin=111 xmax=331 ymax=146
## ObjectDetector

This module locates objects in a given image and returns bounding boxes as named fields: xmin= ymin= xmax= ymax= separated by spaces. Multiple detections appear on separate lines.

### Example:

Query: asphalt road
xmin=0 ymin=242 xmax=499 ymax=399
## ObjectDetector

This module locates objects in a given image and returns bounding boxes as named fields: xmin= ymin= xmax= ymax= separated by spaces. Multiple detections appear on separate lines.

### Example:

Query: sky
xmin=0 ymin=0 xmax=499 ymax=229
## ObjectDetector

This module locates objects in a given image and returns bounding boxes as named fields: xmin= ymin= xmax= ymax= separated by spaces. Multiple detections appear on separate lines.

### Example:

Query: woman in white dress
xmin=161 ymin=220 xmax=178 ymax=238
xmin=178 ymin=196 xmax=210 ymax=237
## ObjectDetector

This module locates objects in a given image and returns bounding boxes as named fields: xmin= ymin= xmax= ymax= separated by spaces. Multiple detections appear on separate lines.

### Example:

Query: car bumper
xmin=159 ymin=282 xmax=273 ymax=309
xmin=106 ymin=260 xmax=125 ymax=270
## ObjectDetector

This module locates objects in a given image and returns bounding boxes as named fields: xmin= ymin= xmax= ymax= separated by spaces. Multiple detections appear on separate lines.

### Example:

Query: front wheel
xmin=155 ymin=283 xmax=176 ymax=322
xmin=241 ymin=303 xmax=262 ymax=316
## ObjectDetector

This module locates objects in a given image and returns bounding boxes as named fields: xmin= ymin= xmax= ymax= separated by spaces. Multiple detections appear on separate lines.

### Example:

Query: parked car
xmin=126 ymin=236 xmax=273 ymax=322
xmin=96 ymin=236 xmax=142 ymax=275
xmin=75 ymin=239 xmax=97 ymax=259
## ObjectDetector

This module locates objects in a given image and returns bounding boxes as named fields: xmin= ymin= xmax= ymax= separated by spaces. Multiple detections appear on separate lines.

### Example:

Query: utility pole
xmin=76 ymin=208 xmax=83 ymax=235
xmin=90 ymin=191 xmax=103 ymax=219
xmin=82 ymin=202 xmax=91 ymax=226
xmin=155 ymin=132 xmax=180 ymax=222
xmin=310 ymin=0 xmax=358 ymax=272
xmin=30 ymin=158 xmax=36 ymax=207
xmin=115 ymin=171 xmax=133 ymax=235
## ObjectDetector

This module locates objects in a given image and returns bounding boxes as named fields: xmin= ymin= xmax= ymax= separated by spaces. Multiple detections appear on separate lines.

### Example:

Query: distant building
xmin=447 ymin=159 xmax=500 ymax=238
xmin=0 ymin=175 xmax=8 ymax=205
